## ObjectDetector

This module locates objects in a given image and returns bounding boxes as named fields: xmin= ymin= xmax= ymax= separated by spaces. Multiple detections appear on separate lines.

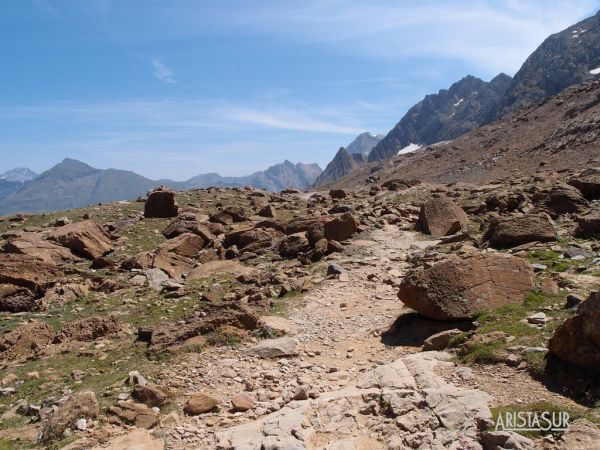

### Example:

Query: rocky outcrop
xmin=549 ymin=291 xmax=600 ymax=370
xmin=213 ymin=352 xmax=493 ymax=449
xmin=0 ymin=254 xmax=64 ymax=312
xmin=0 ymin=322 xmax=54 ymax=361
xmin=531 ymin=184 xmax=590 ymax=218
xmin=569 ymin=167 xmax=600 ymax=199
xmin=575 ymin=213 xmax=600 ymax=238
xmin=144 ymin=186 xmax=178 ymax=218
xmin=2 ymin=234 xmax=79 ymax=265
xmin=498 ymin=11 xmax=600 ymax=115
xmin=53 ymin=316 xmax=122 ymax=343
xmin=49 ymin=220 xmax=114 ymax=259
xmin=40 ymin=391 xmax=99 ymax=443
xmin=417 ymin=197 xmax=469 ymax=236
xmin=398 ymin=251 xmax=534 ymax=320
xmin=483 ymin=214 xmax=557 ymax=248
xmin=368 ymin=74 xmax=512 ymax=161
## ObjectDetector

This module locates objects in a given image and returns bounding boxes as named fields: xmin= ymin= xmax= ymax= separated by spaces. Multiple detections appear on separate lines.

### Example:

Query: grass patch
xmin=205 ymin=329 xmax=243 ymax=348
xmin=269 ymin=290 xmax=303 ymax=317
xmin=458 ymin=291 xmax=570 ymax=371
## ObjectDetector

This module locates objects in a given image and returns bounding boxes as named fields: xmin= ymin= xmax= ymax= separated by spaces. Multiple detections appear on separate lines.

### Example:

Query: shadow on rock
xmin=381 ymin=311 xmax=474 ymax=347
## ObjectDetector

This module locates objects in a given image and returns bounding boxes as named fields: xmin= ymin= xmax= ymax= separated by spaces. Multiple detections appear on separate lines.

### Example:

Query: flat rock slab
xmin=211 ymin=351 xmax=495 ymax=449
xmin=245 ymin=336 xmax=298 ymax=358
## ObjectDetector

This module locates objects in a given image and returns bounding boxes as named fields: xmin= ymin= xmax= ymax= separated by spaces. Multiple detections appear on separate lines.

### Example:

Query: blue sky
xmin=0 ymin=0 xmax=598 ymax=180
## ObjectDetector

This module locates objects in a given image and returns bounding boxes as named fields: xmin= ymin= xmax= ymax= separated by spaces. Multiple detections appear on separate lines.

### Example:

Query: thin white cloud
xmin=151 ymin=58 xmax=176 ymax=83
xmin=104 ymin=0 xmax=598 ymax=75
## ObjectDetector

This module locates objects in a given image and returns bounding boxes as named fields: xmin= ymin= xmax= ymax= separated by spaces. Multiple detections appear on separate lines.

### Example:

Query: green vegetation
xmin=458 ymin=291 xmax=571 ymax=372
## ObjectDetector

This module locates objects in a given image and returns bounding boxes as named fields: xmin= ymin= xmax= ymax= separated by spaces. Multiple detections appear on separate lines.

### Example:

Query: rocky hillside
xmin=498 ymin=10 xmax=600 ymax=115
xmin=368 ymin=74 xmax=512 ymax=161
xmin=330 ymin=79 xmax=600 ymax=189
xmin=0 ymin=159 xmax=322 ymax=215
xmin=313 ymin=147 xmax=364 ymax=187
xmin=368 ymin=11 xmax=600 ymax=163
xmin=0 ymin=170 xmax=598 ymax=448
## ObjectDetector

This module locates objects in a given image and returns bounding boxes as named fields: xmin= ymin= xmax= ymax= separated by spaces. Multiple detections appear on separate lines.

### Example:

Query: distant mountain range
xmin=367 ymin=10 xmax=600 ymax=162
xmin=0 ymin=159 xmax=322 ymax=215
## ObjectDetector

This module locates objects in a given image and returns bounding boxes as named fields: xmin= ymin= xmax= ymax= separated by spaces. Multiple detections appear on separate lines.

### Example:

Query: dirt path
xmin=155 ymin=226 xmax=557 ymax=449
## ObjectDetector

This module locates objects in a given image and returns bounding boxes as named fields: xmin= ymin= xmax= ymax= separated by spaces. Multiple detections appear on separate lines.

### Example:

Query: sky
xmin=0 ymin=0 xmax=599 ymax=180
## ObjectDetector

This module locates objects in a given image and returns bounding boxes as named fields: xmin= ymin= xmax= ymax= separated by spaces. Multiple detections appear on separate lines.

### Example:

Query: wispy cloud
xmin=151 ymin=58 xmax=176 ymax=83
xmin=103 ymin=0 xmax=598 ymax=75
xmin=0 ymin=98 xmax=371 ymax=178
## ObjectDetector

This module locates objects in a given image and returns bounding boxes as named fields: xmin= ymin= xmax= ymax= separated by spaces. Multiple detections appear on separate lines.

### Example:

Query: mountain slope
xmin=313 ymin=147 xmax=360 ymax=187
xmin=329 ymin=80 xmax=600 ymax=189
xmin=0 ymin=159 xmax=160 ymax=214
xmin=498 ymin=10 xmax=600 ymax=115
xmin=368 ymin=74 xmax=512 ymax=161
xmin=346 ymin=132 xmax=384 ymax=156
xmin=313 ymin=132 xmax=382 ymax=187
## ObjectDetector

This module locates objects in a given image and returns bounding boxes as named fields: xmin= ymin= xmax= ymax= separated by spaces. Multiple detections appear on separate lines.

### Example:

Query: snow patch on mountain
xmin=397 ymin=143 xmax=421 ymax=155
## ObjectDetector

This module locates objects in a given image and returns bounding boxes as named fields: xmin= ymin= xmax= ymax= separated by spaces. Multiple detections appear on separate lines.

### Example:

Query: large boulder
xmin=548 ymin=292 xmax=600 ymax=370
xmin=0 ymin=322 xmax=54 ymax=361
xmin=575 ymin=213 xmax=600 ymax=239
xmin=144 ymin=186 xmax=178 ymax=218
xmin=483 ymin=214 xmax=556 ymax=248
xmin=531 ymin=184 xmax=589 ymax=218
xmin=2 ymin=234 xmax=79 ymax=265
xmin=417 ymin=197 xmax=469 ymax=237
xmin=323 ymin=213 xmax=358 ymax=241
xmin=49 ymin=220 xmax=113 ymax=259
xmin=568 ymin=167 xmax=600 ymax=199
xmin=398 ymin=251 xmax=534 ymax=320
xmin=151 ymin=250 xmax=195 ymax=280
xmin=278 ymin=234 xmax=310 ymax=258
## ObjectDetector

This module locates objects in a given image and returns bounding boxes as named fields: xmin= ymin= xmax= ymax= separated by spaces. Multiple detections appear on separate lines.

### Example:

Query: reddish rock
xmin=323 ymin=213 xmax=358 ymax=241
xmin=230 ymin=393 xmax=254 ymax=411
xmin=484 ymin=214 xmax=556 ymax=248
xmin=108 ymin=402 xmax=159 ymax=429
xmin=417 ymin=197 xmax=469 ymax=237
xmin=568 ymin=167 xmax=600 ymax=199
xmin=398 ymin=251 xmax=534 ymax=320
xmin=549 ymin=292 xmax=600 ymax=370
xmin=575 ymin=213 xmax=600 ymax=239
xmin=2 ymin=234 xmax=79 ymax=265
xmin=531 ymin=184 xmax=589 ymax=218
xmin=49 ymin=220 xmax=113 ymax=259
xmin=184 ymin=393 xmax=219 ymax=415
xmin=54 ymin=315 xmax=121 ymax=343
xmin=0 ymin=322 xmax=54 ymax=361
xmin=156 ymin=233 xmax=205 ymax=258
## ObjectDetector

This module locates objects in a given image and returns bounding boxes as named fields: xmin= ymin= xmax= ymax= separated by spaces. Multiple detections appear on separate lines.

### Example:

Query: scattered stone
xmin=184 ymin=393 xmax=219 ymax=415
